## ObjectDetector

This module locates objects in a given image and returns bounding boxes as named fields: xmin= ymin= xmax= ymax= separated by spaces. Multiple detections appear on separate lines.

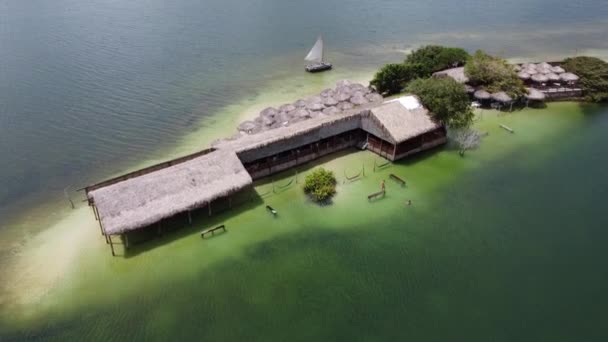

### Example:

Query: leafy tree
xmin=407 ymin=77 xmax=474 ymax=128
xmin=405 ymin=45 xmax=470 ymax=76
xmin=370 ymin=63 xmax=424 ymax=96
xmin=464 ymin=50 xmax=525 ymax=97
xmin=562 ymin=56 xmax=608 ymax=102
xmin=303 ymin=168 xmax=337 ymax=203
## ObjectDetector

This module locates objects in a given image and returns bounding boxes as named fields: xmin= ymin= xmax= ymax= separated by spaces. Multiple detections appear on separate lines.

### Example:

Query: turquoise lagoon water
xmin=2 ymin=0 xmax=608 ymax=340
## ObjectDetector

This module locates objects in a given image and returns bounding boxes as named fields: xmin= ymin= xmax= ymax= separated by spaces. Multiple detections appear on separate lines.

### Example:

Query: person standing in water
xmin=381 ymin=180 xmax=386 ymax=192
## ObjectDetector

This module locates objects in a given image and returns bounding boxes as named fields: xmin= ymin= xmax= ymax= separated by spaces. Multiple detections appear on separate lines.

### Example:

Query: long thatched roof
xmin=90 ymin=150 xmax=252 ymax=235
xmin=87 ymin=93 xmax=442 ymax=235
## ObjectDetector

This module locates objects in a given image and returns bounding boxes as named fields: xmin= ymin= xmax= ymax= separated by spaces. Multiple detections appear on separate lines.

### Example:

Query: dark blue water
xmin=1 ymin=0 xmax=607 ymax=222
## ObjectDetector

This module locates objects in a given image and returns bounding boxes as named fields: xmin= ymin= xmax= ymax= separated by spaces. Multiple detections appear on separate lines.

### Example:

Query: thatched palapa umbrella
xmin=350 ymin=94 xmax=368 ymax=105
xmin=366 ymin=93 xmax=384 ymax=102
xmin=546 ymin=73 xmax=561 ymax=82
xmin=525 ymin=68 xmax=538 ymax=75
xmin=464 ymin=85 xmax=475 ymax=94
xmin=474 ymin=89 xmax=491 ymax=100
xmin=560 ymin=73 xmax=579 ymax=82
xmin=525 ymin=88 xmax=546 ymax=101
xmin=279 ymin=104 xmax=296 ymax=113
xmin=551 ymin=66 xmax=565 ymax=73
xmin=238 ymin=121 xmax=260 ymax=134
xmin=491 ymin=92 xmax=513 ymax=103
xmin=531 ymin=73 xmax=549 ymax=83
xmin=323 ymin=96 xmax=338 ymax=106
xmin=517 ymin=71 xmax=531 ymax=80
xmin=307 ymin=102 xmax=325 ymax=112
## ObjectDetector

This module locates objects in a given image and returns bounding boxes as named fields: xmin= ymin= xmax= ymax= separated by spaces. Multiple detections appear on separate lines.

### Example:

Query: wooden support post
xmin=208 ymin=202 xmax=212 ymax=216
xmin=124 ymin=234 xmax=129 ymax=249
xmin=108 ymin=235 xmax=116 ymax=256
xmin=157 ymin=221 xmax=162 ymax=236
xmin=228 ymin=196 xmax=232 ymax=209
xmin=92 ymin=204 xmax=99 ymax=221
xmin=392 ymin=144 xmax=397 ymax=160
xmin=188 ymin=210 xmax=192 ymax=224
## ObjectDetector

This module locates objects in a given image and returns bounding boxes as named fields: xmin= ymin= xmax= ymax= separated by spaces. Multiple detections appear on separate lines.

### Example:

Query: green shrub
xmin=370 ymin=63 xmax=424 ymax=96
xmin=405 ymin=45 xmax=470 ymax=76
xmin=464 ymin=50 xmax=525 ymax=97
xmin=370 ymin=45 xmax=470 ymax=96
xmin=407 ymin=77 xmax=474 ymax=128
xmin=303 ymin=168 xmax=337 ymax=203
xmin=562 ymin=56 xmax=608 ymax=102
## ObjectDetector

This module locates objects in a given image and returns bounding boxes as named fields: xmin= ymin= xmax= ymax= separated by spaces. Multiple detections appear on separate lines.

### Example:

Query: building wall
xmin=393 ymin=127 xmax=447 ymax=161
xmin=244 ymin=129 xmax=365 ymax=180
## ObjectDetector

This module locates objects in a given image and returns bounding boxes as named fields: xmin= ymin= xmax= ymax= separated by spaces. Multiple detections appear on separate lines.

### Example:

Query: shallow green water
xmin=2 ymin=103 xmax=608 ymax=340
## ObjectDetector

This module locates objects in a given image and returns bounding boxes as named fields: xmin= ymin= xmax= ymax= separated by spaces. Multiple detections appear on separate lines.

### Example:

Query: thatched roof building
xmin=433 ymin=67 xmax=469 ymax=84
xmin=367 ymin=102 xmax=440 ymax=144
xmin=85 ymin=83 xmax=446 ymax=252
xmin=215 ymin=98 xmax=438 ymax=162
xmin=89 ymin=150 xmax=252 ymax=235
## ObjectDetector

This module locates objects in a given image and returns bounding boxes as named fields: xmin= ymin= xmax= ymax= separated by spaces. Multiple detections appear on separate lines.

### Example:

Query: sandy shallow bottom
xmin=2 ymin=101 xmax=608 ymax=341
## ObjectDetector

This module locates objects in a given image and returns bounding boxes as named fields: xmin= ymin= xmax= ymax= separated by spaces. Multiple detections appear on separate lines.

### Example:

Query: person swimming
xmin=381 ymin=180 xmax=386 ymax=191
xmin=406 ymin=200 xmax=412 ymax=206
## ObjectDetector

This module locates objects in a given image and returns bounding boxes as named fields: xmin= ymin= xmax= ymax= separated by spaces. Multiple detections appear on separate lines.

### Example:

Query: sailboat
xmin=305 ymin=35 xmax=332 ymax=73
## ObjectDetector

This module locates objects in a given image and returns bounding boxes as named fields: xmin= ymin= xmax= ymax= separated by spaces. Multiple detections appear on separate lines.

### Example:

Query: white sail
xmin=305 ymin=36 xmax=324 ymax=63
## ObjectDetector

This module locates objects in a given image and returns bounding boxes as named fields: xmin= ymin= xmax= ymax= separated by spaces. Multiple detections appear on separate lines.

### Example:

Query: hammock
xmin=374 ymin=159 xmax=391 ymax=171
xmin=273 ymin=178 xmax=295 ymax=193
xmin=344 ymin=167 xmax=363 ymax=181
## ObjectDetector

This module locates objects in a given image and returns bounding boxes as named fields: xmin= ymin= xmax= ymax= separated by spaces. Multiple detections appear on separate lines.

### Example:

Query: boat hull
xmin=305 ymin=62 xmax=332 ymax=73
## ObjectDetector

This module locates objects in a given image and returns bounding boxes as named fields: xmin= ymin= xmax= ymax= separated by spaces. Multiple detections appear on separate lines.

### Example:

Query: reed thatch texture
xmin=517 ymin=71 xmax=531 ymax=80
xmin=90 ymin=150 xmax=252 ymax=235
xmin=531 ymin=74 xmax=549 ymax=83
xmin=368 ymin=102 xmax=441 ymax=144
xmin=474 ymin=90 xmax=491 ymax=100
xmin=560 ymin=73 xmax=580 ymax=82
xmin=525 ymin=88 xmax=546 ymax=101
xmin=214 ymin=102 xmax=377 ymax=163
xmin=491 ymin=92 xmax=513 ymax=103
xmin=432 ymin=67 xmax=469 ymax=84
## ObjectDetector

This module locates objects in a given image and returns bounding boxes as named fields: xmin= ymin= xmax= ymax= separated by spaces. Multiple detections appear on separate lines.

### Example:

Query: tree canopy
xmin=562 ymin=56 xmax=608 ymax=102
xmin=370 ymin=63 xmax=424 ymax=96
xmin=407 ymin=77 xmax=474 ymax=128
xmin=464 ymin=50 xmax=525 ymax=97
xmin=370 ymin=45 xmax=470 ymax=96
xmin=405 ymin=45 xmax=470 ymax=76
xmin=303 ymin=168 xmax=337 ymax=203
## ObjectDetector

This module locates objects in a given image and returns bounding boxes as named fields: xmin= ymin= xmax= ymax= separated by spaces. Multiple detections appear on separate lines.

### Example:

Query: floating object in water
xmin=266 ymin=205 xmax=277 ymax=216
xmin=305 ymin=35 xmax=332 ymax=73
xmin=499 ymin=124 xmax=515 ymax=133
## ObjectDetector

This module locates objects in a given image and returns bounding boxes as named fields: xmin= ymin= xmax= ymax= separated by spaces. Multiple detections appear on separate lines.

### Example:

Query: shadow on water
xmin=121 ymin=189 xmax=264 ymax=258
xmin=113 ymin=145 xmax=446 ymax=258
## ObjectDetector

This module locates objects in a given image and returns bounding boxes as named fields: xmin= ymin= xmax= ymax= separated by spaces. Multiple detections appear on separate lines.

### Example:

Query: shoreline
xmin=0 ymin=101 xmax=597 ymax=328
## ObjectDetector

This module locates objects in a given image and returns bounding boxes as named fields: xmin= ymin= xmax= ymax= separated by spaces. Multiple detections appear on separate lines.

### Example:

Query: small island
xmin=82 ymin=45 xmax=607 ymax=256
